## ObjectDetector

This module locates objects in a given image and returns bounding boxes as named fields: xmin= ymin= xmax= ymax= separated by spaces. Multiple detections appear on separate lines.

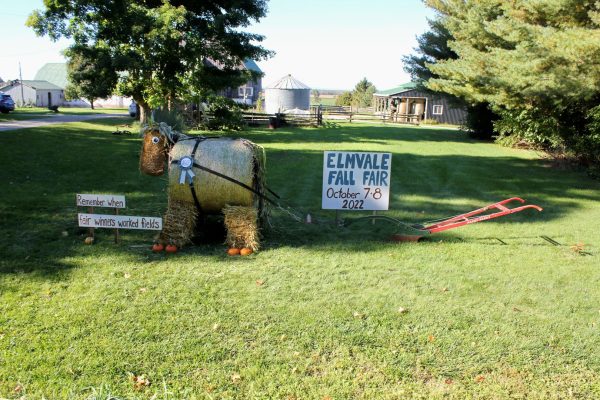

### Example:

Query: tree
xmin=311 ymin=89 xmax=321 ymax=104
xmin=27 ymin=0 xmax=271 ymax=122
xmin=64 ymin=45 xmax=118 ymax=109
xmin=421 ymin=0 xmax=600 ymax=164
xmin=352 ymin=78 xmax=376 ymax=108
xmin=335 ymin=91 xmax=353 ymax=106
xmin=403 ymin=17 xmax=497 ymax=139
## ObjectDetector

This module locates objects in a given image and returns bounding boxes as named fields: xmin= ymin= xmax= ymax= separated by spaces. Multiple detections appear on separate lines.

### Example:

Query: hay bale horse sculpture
xmin=139 ymin=124 xmax=268 ymax=251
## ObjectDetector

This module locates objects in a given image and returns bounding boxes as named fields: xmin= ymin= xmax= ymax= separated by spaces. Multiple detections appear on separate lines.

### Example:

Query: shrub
xmin=202 ymin=96 xmax=245 ymax=131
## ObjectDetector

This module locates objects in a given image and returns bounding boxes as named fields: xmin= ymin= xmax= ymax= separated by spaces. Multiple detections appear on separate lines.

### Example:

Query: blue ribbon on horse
xmin=178 ymin=156 xmax=196 ymax=184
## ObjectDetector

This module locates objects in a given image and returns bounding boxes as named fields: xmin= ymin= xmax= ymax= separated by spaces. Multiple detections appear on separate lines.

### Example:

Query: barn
xmin=0 ymin=80 xmax=65 ymax=107
xmin=373 ymin=82 xmax=467 ymax=125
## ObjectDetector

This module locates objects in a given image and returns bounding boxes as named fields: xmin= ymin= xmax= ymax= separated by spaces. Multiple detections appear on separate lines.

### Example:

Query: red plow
xmin=347 ymin=197 xmax=543 ymax=242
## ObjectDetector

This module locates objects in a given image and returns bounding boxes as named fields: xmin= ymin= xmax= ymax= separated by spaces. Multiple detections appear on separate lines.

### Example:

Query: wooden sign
xmin=322 ymin=151 xmax=392 ymax=211
xmin=78 ymin=213 xmax=162 ymax=230
xmin=76 ymin=194 xmax=126 ymax=208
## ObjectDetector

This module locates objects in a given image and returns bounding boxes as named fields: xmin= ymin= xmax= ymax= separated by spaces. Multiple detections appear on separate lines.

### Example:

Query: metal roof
xmin=266 ymin=74 xmax=310 ymax=90
xmin=243 ymin=59 xmax=262 ymax=74
xmin=18 ymin=80 xmax=64 ymax=90
xmin=374 ymin=82 xmax=418 ymax=96
xmin=34 ymin=63 xmax=68 ymax=89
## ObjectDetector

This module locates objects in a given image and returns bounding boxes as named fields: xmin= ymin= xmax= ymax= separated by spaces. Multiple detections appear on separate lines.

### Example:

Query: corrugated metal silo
xmin=265 ymin=74 xmax=311 ymax=114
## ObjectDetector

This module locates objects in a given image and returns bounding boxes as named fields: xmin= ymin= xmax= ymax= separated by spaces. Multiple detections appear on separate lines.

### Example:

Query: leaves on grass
xmin=124 ymin=273 xmax=131 ymax=279
xmin=129 ymin=373 xmax=151 ymax=390
xmin=398 ymin=307 xmax=408 ymax=314
xmin=256 ymin=279 xmax=265 ymax=286
xmin=475 ymin=375 xmax=485 ymax=383
xmin=444 ymin=378 xmax=453 ymax=385
xmin=14 ymin=384 xmax=23 ymax=393
xmin=139 ymin=287 xmax=148 ymax=293
xmin=427 ymin=335 xmax=436 ymax=343
xmin=212 ymin=323 xmax=220 ymax=331
xmin=353 ymin=311 xmax=365 ymax=319
xmin=571 ymin=243 xmax=585 ymax=252
xmin=231 ymin=373 xmax=242 ymax=384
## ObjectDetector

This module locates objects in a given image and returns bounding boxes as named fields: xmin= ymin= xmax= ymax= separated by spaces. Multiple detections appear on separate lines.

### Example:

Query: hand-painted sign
xmin=78 ymin=213 xmax=162 ymax=230
xmin=76 ymin=194 xmax=126 ymax=208
xmin=322 ymin=151 xmax=392 ymax=211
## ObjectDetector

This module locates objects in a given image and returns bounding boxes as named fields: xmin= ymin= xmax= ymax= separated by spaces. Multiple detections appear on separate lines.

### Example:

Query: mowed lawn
xmin=0 ymin=119 xmax=599 ymax=399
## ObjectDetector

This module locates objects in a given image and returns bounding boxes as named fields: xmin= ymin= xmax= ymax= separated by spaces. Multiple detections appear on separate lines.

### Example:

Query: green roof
xmin=34 ymin=63 xmax=68 ymax=89
xmin=374 ymin=82 xmax=418 ymax=96
xmin=21 ymin=80 xmax=64 ymax=90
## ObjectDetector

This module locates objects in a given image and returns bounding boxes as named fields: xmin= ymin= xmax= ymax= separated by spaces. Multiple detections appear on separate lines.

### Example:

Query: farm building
xmin=35 ymin=63 xmax=129 ymax=108
xmin=205 ymin=58 xmax=263 ymax=106
xmin=265 ymin=74 xmax=311 ymax=114
xmin=373 ymin=82 xmax=467 ymax=125
xmin=0 ymin=80 xmax=64 ymax=107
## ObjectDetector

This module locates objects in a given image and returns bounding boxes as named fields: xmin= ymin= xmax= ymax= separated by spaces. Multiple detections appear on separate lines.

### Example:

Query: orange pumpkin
xmin=165 ymin=244 xmax=178 ymax=253
xmin=152 ymin=243 xmax=164 ymax=252
xmin=240 ymin=248 xmax=253 ymax=256
xmin=227 ymin=248 xmax=241 ymax=256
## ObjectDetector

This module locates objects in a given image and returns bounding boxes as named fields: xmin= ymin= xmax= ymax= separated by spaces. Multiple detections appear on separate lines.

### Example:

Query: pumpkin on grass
xmin=227 ymin=248 xmax=241 ymax=256
xmin=240 ymin=248 xmax=253 ymax=256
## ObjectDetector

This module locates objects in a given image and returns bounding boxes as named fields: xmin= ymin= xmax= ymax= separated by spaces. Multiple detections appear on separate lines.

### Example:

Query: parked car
xmin=0 ymin=92 xmax=15 ymax=114
xmin=128 ymin=100 xmax=137 ymax=117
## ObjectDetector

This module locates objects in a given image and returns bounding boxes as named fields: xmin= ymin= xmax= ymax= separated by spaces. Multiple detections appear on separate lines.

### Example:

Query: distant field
xmin=311 ymin=96 xmax=337 ymax=106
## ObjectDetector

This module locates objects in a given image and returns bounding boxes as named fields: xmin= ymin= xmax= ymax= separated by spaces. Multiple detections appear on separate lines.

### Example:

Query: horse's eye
xmin=152 ymin=137 xmax=160 ymax=144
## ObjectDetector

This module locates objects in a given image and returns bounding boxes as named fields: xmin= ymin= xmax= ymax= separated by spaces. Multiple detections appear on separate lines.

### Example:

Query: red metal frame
xmin=423 ymin=197 xmax=543 ymax=234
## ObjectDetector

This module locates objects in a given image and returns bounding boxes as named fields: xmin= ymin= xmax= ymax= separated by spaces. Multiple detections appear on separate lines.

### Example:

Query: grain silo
xmin=265 ymin=74 xmax=311 ymax=114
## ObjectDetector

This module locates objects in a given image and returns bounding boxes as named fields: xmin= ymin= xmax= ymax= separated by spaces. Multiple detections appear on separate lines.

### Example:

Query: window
xmin=432 ymin=105 xmax=443 ymax=115
xmin=238 ymin=86 xmax=253 ymax=98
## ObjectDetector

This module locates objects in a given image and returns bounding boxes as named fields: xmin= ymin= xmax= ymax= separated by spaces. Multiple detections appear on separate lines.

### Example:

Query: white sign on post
xmin=76 ymin=194 xmax=126 ymax=208
xmin=322 ymin=151 xmax=392 ymax=211
xmin=78 ymin=213 xmax=162 ymax=230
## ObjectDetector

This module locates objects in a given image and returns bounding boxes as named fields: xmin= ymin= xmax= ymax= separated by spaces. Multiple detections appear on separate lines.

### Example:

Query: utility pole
xmin=18 ymin=62 xmax=25 ymax=107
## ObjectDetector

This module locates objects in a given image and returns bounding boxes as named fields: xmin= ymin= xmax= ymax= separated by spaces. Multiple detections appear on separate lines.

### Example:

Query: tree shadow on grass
xmin=0 ymin=122 xmax=598 ymax=276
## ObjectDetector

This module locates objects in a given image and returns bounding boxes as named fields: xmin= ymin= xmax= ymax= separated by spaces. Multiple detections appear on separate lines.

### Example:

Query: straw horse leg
xmin=158 ymin=197 xmax=199 ymax=248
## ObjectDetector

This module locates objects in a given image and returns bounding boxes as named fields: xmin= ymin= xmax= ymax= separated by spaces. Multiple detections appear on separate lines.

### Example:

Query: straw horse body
xmin=139 ymin=124 xmax=267 ymax=250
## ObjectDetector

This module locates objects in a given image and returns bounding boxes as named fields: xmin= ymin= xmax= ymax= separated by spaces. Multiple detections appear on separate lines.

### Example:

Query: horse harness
xmin=169 ymin=136 xmax=278 ymax=214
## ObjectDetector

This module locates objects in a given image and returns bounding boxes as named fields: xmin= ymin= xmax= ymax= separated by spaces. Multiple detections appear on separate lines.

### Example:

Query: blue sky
xmin=1 ymin=0 xmax=435 ymax=91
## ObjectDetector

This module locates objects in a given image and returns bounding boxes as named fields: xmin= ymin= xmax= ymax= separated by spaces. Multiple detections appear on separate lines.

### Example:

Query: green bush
xmin=203 ymin=96 xmax=245 ymax=131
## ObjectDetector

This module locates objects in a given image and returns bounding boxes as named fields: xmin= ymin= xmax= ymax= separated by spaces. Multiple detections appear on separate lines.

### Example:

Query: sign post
xmin=322 ymin=151 xmax=392 ymax=217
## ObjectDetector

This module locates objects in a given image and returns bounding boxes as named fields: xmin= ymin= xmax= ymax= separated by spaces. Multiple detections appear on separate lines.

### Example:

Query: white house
xmin=0 ymin=80 xmax=65 ymax=107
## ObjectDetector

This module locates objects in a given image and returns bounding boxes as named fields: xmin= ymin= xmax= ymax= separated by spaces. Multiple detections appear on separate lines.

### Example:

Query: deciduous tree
xmin=27 ymin=0 xmax=271 ymax=122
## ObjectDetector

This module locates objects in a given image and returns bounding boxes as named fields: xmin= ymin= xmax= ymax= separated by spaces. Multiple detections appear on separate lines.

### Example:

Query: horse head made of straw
xmin=139 ymin=123 xmax=181 ymax=176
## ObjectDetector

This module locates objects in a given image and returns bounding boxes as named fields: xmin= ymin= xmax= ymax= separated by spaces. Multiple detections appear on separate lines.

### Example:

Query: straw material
xmin=159 ymin=199 xmax=198 ymax=247
xmin=168 ymin=138 xmax=265 ymax=214
xmin=223 ymin=205 xmax=260 ymax=250
xmin=140 ymin=128 xmax=168 ymax=176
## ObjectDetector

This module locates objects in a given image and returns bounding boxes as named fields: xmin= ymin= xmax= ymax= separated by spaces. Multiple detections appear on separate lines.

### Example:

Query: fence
xmin=311 ymin=104 xmax=421 ymax=125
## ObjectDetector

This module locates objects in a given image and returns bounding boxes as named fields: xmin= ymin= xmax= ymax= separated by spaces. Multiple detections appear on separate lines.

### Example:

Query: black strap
xmin=191 ymin=162 xmax=277 ymax=205
xmin=188 ymin=138 xmax=204 ymax=213
xmin=171 ymin=137 xmax=278 ymax=207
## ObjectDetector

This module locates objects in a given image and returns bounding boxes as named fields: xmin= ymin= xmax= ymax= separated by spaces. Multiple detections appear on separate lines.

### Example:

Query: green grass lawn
xmin=0 ymin=107 xmax=127 ymax=121
xmin=1 ymin=120 xmax=599 ymax=399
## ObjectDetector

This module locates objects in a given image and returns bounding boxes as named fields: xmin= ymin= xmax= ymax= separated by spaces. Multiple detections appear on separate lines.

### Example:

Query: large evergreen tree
xmin=27 ymin=0 xmax=271 ymax=121
xmin=403 ymin=17 xmax=497 ymax=138
xmin=422 ymin=0 xmax=600 ymax=165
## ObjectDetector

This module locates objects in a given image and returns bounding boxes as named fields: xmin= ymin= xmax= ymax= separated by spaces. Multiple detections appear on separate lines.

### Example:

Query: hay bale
xmin=223 ymin=205 xmax=260 ymax=250
xmin=168 ymin=138 xmax=266 ymax=214
xmin=159 ymin=199 xmax=198 ymax=247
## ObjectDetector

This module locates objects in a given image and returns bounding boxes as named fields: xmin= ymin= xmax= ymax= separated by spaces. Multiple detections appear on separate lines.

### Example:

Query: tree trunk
xmin=139 ymin=101 xmax=151 ymax=124
xmin=91 ymin=100 xmax=95 ymax=110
